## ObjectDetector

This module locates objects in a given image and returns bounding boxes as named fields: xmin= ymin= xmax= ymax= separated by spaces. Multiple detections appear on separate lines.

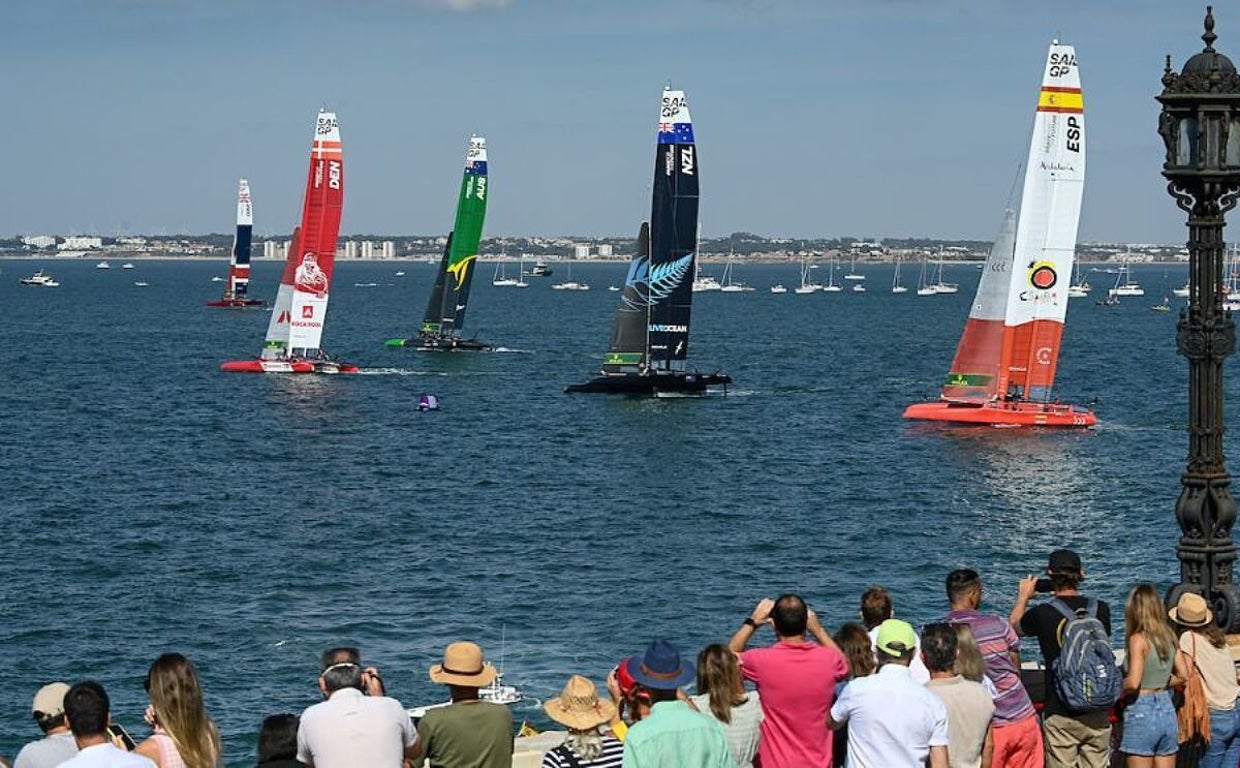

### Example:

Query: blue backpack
xmin=1049 ymin=597 xmax=1120 ymax=712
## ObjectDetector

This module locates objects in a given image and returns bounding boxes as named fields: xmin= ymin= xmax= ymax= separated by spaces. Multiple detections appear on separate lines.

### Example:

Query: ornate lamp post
xmin=1159 ymin=6 xmax=1240 ymax=630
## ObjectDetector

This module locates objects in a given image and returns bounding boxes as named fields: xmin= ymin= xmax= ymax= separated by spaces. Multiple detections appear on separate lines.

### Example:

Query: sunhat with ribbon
xmin=1169 ymin=592 xmax=1214 ymax=628
xmin=625 ymin=640 xmax=695 ymax=690
xmin=543 ymin=675 xmax=617 ymax=730
xmin=429 ymin=641 xmax=498 ymax=687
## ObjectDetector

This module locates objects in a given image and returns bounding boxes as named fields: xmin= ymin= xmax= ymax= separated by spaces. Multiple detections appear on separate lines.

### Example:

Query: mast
xmin=227 ymin=179 xmax=253 ymax=300
xmin=646 ymin=87 xmax=699 ymax=372
xmin=423 ymin=136 xmax=489 ymax=340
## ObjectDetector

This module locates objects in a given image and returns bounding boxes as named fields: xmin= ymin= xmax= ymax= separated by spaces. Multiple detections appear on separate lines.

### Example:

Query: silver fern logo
xmin=621 ymin=254 xmax=693 ymax=310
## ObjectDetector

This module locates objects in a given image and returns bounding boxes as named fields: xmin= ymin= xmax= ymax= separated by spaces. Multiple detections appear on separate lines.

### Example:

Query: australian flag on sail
xmin=465 ymin=160 xmax=487 ymax=176
xmin=658 ymin=122 xmax=695 ymax=145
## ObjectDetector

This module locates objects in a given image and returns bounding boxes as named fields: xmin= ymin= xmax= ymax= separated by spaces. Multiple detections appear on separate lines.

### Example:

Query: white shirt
xmin=297 ymin=687 xmax=417 ymax=768
xmin=56 ymin=742 xmax=155 ymax=768
xmin=830 ymin=664 xmax=950 ymax=768
xmin=867 ymin=625 xmax=931 ymax=684
xmin=15 ymin=731 xmax=78 ymax=768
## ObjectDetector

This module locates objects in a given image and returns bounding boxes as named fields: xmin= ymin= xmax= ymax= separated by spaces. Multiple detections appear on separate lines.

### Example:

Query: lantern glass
xmin=1205 ymin=112 xmax=1224 ymax=171
xmin=1228 ymin=115 xmax=1240 ymax=167
xmin=1179 ymin=116 xmax=1199 ymax=166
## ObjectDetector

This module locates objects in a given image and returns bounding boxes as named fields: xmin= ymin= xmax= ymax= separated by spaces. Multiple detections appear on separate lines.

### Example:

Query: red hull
xmin=220 ymin=358 xmax=359 ymax=374
xmin=206 ymin=298 xmax=267 ymax=308
xmin=903 ymin=400 xmax=1096 ymax=428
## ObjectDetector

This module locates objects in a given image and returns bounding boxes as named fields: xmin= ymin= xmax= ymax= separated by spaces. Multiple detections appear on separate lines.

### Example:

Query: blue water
xmin=0 ymin=259 xmax=1215 ymax=763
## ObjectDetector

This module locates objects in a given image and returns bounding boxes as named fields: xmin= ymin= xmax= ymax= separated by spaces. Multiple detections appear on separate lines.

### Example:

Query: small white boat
xmin=122 ymin=262 xmax=135 ymax=270
xmin=892 ymin=260 xmax=908 ymax=293
xmin=719 ymin=259 xmax=754 ymax=292
xmin=395 ymin=270 xmax=406 ymax=277
xmin=20 ymin=270 xmax=59 ymax=287
xmin=552 ymin=281 xmax=590 ymax=291
xmin=1110 ymin=262 xmax=1144 ymax=296
xmin=492 ymin=261 xmax=520 ymax=287
xmin=608 ymin=285 xmax=620 ymax=292
xmin=211 ymin=276 xmax=226 ymax=282
xmin=1172 ymin=283 xmax=1190 ymax=298
xmin=852 ymin=283 xmax=867 ymax=293
xmin=134 ymin=281 xmax=150 ymax=287
xmin=407 ymin=671 xmax=525 ymax=721
xmin=96 ymin=261 xmax=111 ymax=269
xmin=1151 ymin=296 xmax=1172 ymax=312
xmin=770 ymin=284 xmax=787 ymax=294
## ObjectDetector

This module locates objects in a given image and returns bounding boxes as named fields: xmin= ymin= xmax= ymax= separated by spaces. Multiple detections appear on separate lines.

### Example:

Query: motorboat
xmin=20 ymin=270 xmax=60 ymax=287
xmin=407 ymin=671 xmax=526 ymax=721
xmin=122 ymin=262 xmax=135 ymax=270
xmin=770 ymin=283 xmax=787 ymax=294
xmin=96 ymin=261 xmax=110 ymax=269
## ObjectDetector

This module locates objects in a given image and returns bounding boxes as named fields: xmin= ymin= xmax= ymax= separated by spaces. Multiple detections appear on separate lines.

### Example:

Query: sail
xmin=424 ymin=137 xmax=488 ymax=338
xmin=999 ymin=43 xmax=1085 ymax=402
xmin=227 ymin=178 xmax=254 ymax=299
xmin=602 ymin=221 xmax=651 ymax=373
xmin=646 ymin=88 xmax=699 ymax=370
xmin=262 ymin=226 xmax=302 ymax=358
xmin=420 ymin=233 xmax=453 ymax=335
xmin=287 ymin=110 xmax=345 ymax=356
xmin=941 ymin=209 xmax=1017 ymax=401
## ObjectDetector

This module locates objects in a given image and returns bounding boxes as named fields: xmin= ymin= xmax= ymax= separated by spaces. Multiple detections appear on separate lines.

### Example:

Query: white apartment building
xmin=381 ymin=241 xmax=395 ymax=259
xmin=597 ymin=244 xmax=613 ymax=257
xmin=59 ymin=236 xmax=103 ymax=250
xmin=344 ymin=241 xmax=359 ymax=259
xmin=22 ymin=235 xmax=55 ymax=249
xmin=573 ymin=244 xmax=591 ymax=259
xmin=263 ymin=241 xmax=280 ymax=259
xmin=361 ymin=241 xmax=375 ymax=259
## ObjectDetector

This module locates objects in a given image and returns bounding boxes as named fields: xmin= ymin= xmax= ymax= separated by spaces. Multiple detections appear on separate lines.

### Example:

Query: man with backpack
xmin=1010 ymin=549 xmax=1116 ymax=768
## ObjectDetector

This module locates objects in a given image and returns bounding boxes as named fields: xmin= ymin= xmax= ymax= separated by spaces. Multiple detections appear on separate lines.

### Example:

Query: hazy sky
xmin=1 ymin=0 xmax=1222 ymax=242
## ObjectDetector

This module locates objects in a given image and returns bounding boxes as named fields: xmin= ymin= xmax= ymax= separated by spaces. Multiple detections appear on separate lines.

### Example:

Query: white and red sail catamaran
xmin=904 ymin=41 xmax=1094 ymax=427
xmin=221 ymin=110 xmax=357 ymax=374
xmin=207 ymin=178 xmax=265 ymax=308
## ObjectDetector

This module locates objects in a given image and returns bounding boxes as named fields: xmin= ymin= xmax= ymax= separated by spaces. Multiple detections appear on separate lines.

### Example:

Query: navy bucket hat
xmin=626 ymin=640 xmax=695 ymax=690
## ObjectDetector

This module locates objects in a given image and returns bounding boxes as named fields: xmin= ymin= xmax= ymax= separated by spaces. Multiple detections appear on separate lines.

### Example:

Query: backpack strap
xmin=1048 ymin=597 xmax=1078 ymax=622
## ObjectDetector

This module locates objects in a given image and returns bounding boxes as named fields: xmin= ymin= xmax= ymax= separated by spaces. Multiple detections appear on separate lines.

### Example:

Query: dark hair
xmin=860 ymin=587 xmax=892 ymax=629
xmin=64 ymin=681 xmax=109 ymax=738
xmin=1049 ymin=571 xmax=1081 ymax=591
xmin=34 ymin=712 xmax=65 ymax=735
xmin=257 ymin=713 xmax=300 ymax=764
xmin=642 ymin=685 xmax=678 ymax=704
xmin=945 ymin=569 xmax=981 ymax=604
xmin=320 ymin=647 xmax=363 ymax=693
xmin=771 ymin=594 xmax=808 ymax=637
xmin=921 ymin=623 xmax=958 ymax=673
xmin=833 ymin=623 xmax=876 ymax=678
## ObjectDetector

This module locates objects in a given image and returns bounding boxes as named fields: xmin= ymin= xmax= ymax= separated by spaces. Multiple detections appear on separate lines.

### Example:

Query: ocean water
xmin=0 ymin=259 xmax=1217 ymax=763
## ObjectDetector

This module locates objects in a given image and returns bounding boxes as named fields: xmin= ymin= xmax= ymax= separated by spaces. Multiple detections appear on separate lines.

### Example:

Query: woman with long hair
xmin=952 ymin=624 xmax=998 ymax=698
xmin=135 ymin=653 xmax=221 ymax=768
xmin=1171 ymin=593 xmax=1240 ymax=768
xmin=1121 ymin=583 xmax=1186 ymax=767
xmin=831 ymin=623 xmax=875 ymax=768
xmin=689 ymin=644 xmax=762 ymax=768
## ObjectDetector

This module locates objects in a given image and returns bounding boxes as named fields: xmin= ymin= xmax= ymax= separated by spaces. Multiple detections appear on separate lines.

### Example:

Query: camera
xmin=107 ymin=723 xmax=136 ymax=751
xmin=1034 ymin=577 xmax=1054 ymax=593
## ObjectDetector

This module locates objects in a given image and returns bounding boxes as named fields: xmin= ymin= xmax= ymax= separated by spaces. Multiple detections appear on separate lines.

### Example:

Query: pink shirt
xmin=740 ymin=640 xmax=849 ymax=768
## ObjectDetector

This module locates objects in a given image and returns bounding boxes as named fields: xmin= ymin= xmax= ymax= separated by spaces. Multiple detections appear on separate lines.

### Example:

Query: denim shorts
xmin=1121 ymin=690 xmax=1179 ymax=757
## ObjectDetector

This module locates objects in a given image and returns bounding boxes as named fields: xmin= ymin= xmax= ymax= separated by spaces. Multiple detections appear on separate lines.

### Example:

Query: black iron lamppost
xmin=1159 ymin=6 xmax=1240 ymax=630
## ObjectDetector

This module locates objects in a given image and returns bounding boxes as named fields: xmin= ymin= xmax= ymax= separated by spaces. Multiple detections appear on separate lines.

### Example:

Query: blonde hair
xmin=953 ymin=624 xmax=986 ymax=684
xmin=1125 ymin=583 xmax=1177 ymax=660
xmin=146 ymin=654 xmax=220 ymax=768
xmin=695 ymin=645 xmax=747 ymax=725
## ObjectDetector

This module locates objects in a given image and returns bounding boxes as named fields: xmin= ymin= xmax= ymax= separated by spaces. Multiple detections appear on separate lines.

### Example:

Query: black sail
xmin=420 ymin=232 xmax=453 ymax=337
xmin=603 ymin=221 xmax=651 ymax=373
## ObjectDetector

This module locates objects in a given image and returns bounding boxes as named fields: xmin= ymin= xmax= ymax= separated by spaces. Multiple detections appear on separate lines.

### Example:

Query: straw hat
xmin=1170 ymin=592 xmax=1214 ymax=627
xmin=428 ymin=641 xmax=498 ymax=687
xmin=543 ymin=675 xmax=616 ymax=730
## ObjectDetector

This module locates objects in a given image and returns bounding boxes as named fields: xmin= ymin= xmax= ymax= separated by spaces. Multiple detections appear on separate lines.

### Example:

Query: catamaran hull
xmin=565 ymin=372 xmax=732 ymax=395
xmin=206 ymin=298 xmax=267 ymax=308
xmin=385 ymin=337 xmax=495 ymax=352
xmin=220 ymin=359 xmax=360 ymax=374
xmin=903 ymin=401 xmax=1096 ymax=428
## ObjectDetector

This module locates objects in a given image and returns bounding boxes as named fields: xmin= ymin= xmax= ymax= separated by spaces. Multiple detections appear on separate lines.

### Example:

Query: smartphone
xmin=1034 ymin=577 xmax=1054 ymax=593
xmin=107 ymin=723 xmax=136 ymax=751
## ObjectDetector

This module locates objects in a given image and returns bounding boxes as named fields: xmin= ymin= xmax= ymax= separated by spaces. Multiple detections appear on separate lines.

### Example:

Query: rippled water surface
xmin=0 ymin=259 xmax=1221 ymax=764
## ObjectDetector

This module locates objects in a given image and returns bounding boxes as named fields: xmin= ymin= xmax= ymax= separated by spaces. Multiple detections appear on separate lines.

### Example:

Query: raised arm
xmin=1009 ymin=576 xmax=1038 ymax=634
xmin=728 ymin=598 xmax=774 ymax=653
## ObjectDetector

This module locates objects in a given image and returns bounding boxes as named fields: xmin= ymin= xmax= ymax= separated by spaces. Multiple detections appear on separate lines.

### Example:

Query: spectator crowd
xmin=6 ymin=548 xmax=1240 ymax=768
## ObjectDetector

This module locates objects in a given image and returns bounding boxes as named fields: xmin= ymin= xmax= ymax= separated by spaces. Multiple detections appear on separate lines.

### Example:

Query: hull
xmin=385 ymin=335 xmax=494 ymax=352
xmin=903 ymin=400 xmax=1095 ymax=428
xmin=220 ymin=358 xmax=359 ymax=374
xmin=206 ymin=298 xmax=267 ymax=308
xmin=565 ymin=371 xmax=732 ymax=395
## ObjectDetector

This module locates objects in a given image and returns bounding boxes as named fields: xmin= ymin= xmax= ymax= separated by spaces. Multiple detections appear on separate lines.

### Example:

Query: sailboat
xmin=1067 ymin=262 xmax=1091 ymax=298
xmin=387 ymin=136 xmax=493 ymax=350
xmin=823 ymin=259 xmax=843 ymax=292
xmin=566 ymin=87 xmax=731 ymax=395
xmin=892 ymin=259 xmax=908 ymax=294
xmin=207 ymin=178 xmax=265 ymax=308
xmin=1110 ymin=260 xmax=1144 ymax=296
xmin=929 ymin=257 xmax=959 ymax=293
xmin=794 ymin=256 xmax=822 ymax=294
xmin=692 ymin=261 xmax=722 ymax=292
xmin=904 ymin=40 xmax=1094 ymax=427
xmin=843 ymin=254 xmax=865 ymax=281
xmin=719 ymin=258 xmax=753 ymax=292
xmin=916 ymin=258 xmax=937 ymax=296
xmin=492 ymin=259 xmax=519 ymax=287
xmin=551 ymin=260 xmax=590 ymax=291
xmin=221 ymin=110 xmax=355 ymax=374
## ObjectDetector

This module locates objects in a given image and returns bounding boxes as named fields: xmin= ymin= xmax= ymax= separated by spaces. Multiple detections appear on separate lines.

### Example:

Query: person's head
xmin=146 ymin=653 xmax=219 ymax=768
xmin=860 ymin=587 xmax=893 ymax=630
xmin=625 ymin=639 xmax=694 ymax=704
xmin=946 ymin=569 xmax=983 ymax=609
xmin=833 ymin=622 xmax=876 ymax=678
xmin=256 ymin=714 xmax=299 ymax=764
xmin=952 ymin=624 xmax=986 ymax=683
xmin=874 ymin=619 xmax=917 ymax=667
xmin=32 ymin=682 xmax=70 ymax=735
xmin=1047 ymin=549 xmax=1084 ymax=592
xmin=695 ymin=645 xmax=744 ymax=724
xmin=429 ymin=641 xmax=498 ymax=697
xmin=319 ymin=647 xmax=364 ymax=694
xmin=1126 ymin=583 xmax=1177 ymax=658
xmin=770 ymin=594 xmax=808 ymax=637
xmin=612 ymin=657 xmax=650 ymax=722
xmin=1170 ymin=592 xmax=1228 ymax=648
xmin=543 ymin=675 xmax=615 ymax=737
xmin=63 ymin=681 xmax=109 ymax=739
xmin=920 ymin=623 xmax=958 ymax=674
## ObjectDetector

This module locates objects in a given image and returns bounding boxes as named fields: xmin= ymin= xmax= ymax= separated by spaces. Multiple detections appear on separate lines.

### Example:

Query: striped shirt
xmin=541 ymin=736 xmax=624 ymax=768
xmin=940 ymin=608 xmax=1036 ymax=725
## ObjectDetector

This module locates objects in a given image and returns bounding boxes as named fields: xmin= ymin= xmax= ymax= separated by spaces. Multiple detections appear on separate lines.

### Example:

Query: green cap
xmin=876 ymin=619 xmax=918 ymax=657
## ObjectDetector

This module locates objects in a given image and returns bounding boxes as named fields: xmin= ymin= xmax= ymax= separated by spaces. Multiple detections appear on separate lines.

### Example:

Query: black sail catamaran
xmin=566 ymin=87 xmax=730 ymax=395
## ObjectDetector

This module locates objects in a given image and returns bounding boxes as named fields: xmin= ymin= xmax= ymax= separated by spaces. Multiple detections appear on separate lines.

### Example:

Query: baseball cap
xmin=1048 ymin=549 xmax=1082 ymax=574
xmin=875 ymin=619 xmax=918 ymax=657
xmin=32 ymin=682 xmax=70 ymax=718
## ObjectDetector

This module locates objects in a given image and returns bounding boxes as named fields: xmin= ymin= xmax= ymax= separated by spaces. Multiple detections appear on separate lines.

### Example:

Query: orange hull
xmin=903 ymin=400 xmax=1095 ymax=428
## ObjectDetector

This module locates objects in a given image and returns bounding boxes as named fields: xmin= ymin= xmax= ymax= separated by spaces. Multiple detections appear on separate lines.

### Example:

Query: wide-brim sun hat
xmin=625 ymin=640 xmax=695 ymax=690
xmin=1170 ymin=592 xmax=1214 ymax=627
xmin=429 ymin=641 xmax=498 ymax=686
xmin=543 ymin=675 xmax=617 ymax=730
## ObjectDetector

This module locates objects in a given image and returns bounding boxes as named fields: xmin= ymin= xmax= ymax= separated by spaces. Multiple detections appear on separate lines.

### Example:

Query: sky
xmin=0 ymin=0 xmax=1222 ymax=243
